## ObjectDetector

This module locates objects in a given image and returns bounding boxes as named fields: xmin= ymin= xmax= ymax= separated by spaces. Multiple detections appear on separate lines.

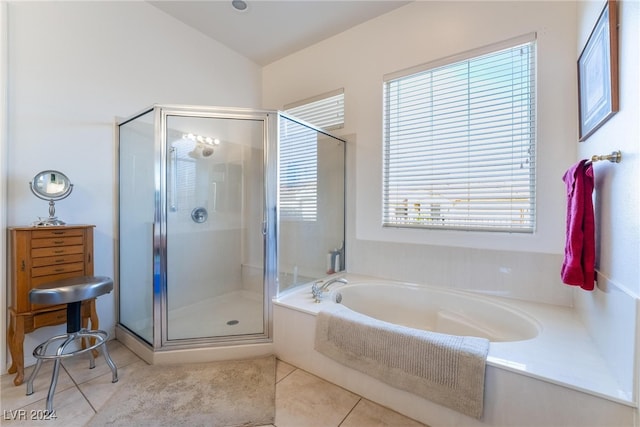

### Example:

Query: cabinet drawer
xmin=31 ymin=271 xmax=84 ymax=288
xmin=31 ymin=236 xmax=84 ymax=248
xmin=31 ymin=253 xmax=85 ymax=267
xmin=32 ymin=262 xmax=84 ymax=277
xmin=31 ymin=229 xmax=85 ymax=239
xmin=33 ymin=309 xmax=67 ymax=329
xmin=32 ymin=245 xmax=84 ymax=258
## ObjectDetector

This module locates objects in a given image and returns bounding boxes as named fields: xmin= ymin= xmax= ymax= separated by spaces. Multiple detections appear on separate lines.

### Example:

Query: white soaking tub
xmin=331 ymin=281 xmax=540 ymax=342
xmin=273 ymin=274 xmax=636 ymax=427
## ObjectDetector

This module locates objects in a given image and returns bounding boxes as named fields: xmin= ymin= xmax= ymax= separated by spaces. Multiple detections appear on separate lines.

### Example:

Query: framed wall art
xmin=577 ymin=0 xmax=619 ymax=141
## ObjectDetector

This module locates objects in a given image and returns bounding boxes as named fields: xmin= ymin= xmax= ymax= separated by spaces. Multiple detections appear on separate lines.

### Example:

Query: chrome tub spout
xmin=311 ymin=277 xmax=348 ymax=302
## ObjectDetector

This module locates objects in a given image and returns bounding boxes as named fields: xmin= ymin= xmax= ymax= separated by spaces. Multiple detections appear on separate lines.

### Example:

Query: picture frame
xmin=577 ymin=0 xmax=619 ymax=142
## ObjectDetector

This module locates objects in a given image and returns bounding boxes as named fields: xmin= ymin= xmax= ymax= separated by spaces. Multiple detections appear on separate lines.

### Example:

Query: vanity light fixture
xmin=183 ymin=133 xmax=219 ymax=146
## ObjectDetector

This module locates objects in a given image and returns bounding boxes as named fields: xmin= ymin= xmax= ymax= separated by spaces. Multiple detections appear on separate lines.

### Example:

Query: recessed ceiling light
xmin=231 ymin=0 xmax=248 ymax=12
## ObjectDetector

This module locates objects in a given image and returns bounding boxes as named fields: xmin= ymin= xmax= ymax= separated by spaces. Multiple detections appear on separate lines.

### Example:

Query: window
xmin=280 ymin=89 xmax=344 ymax=222
xmin=279 ymin=119 xmax=318 ymax=221
xmin=285 ymin=89 xmax=344 ymax=131
xmin=168 ymin=140 xmax=196 ymax=213
xmin=383 ymin=34 xmax=536 ymax=233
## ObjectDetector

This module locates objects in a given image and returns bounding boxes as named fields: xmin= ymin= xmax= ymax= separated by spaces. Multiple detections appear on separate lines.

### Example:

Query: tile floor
xmin=1 ymin=340 xmax=426 ymax=426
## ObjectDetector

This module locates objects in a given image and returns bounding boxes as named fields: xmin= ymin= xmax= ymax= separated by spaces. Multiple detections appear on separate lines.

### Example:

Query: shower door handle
xmin=169 ymin=147 xmax=177 ymax=212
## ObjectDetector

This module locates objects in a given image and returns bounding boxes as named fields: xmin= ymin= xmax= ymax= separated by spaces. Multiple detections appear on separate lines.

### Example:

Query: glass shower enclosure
xmin=117 ymin=105 xmax=345 ymax=350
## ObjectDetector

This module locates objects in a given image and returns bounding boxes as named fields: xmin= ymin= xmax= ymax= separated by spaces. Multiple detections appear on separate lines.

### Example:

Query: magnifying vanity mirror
xmin=29 ymin=170 xmax=73 ymax=226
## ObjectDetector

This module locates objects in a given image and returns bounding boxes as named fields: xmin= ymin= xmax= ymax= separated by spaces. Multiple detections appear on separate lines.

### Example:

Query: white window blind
xmin=279 ymin=119 xmax=318 ymax=221
xmin=285 ymin=89 xmax=344 ymax=131
xmin=279 ymin=89 xmax=343 ymax=222
xmin=383 ymin=36 xmax=536 ymax=232
xmin=168 ymin=142 xmax=196 ymax=213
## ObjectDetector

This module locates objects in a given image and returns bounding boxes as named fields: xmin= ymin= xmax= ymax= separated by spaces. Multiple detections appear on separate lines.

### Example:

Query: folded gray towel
xmin=314 ymin=303 xmax=490 ymax=419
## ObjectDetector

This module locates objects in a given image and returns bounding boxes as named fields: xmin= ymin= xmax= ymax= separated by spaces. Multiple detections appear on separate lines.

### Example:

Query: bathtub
xmin=329 ymin=282 xmax=540 ymax=342
xmin=273 ymin=274 xmax=636 ymax=427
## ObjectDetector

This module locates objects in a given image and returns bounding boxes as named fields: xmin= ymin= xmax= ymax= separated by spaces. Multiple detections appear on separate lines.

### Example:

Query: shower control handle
xmin=191 ymin=207 xmax=208 ymax=223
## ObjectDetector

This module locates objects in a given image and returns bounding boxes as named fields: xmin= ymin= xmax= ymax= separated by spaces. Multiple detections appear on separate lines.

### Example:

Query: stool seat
xmin=29 ymin=276 xmax=113 ymax=305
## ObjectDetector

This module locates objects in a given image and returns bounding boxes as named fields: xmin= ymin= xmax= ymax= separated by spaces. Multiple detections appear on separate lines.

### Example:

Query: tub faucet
xmin=311 ymin=277 xmax=348 ymax=302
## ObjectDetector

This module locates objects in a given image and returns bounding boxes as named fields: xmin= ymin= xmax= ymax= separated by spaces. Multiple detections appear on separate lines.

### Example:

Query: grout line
xmin=75 ymin=381 xmax=98 ymax=415
xmin=338 ymin=397 xmax=361 ymax=426
xmin=276 ymin=369 xmax=294 ymax=384
xmin=275 ymin=359 xmax=297 ymax=384
xmin=61 ymin=362 xmax=98 ymax=413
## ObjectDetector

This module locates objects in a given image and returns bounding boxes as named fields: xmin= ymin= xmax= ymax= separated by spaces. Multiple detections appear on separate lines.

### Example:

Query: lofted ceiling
xmin=149 ymin=0 xmax=412 ymax=66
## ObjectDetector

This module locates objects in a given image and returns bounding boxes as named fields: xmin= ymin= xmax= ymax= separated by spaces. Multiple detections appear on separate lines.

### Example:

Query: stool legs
xmin=46 ymin=336 xmax=74 ymax=413
xmin=26 ymin=334 xmax=74 ymax=412
xmin=99 ymin=338 xmax=118 ymax=383
xmin=77 ymin=329 xmax=119 ymax=382
xmin=26 ymin=359 xmax=43 ymax=396
xmin=26 ymin=333 xmax=68 ymax=396
xmin=25 ymin=330 xmax=118 ymax=412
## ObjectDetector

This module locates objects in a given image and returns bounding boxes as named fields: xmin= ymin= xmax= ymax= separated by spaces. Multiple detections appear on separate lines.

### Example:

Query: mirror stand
xmin=29 ymin=170 xmax=73 ymax=227
xmin=32 ymin=200 xmax=66 ymax=226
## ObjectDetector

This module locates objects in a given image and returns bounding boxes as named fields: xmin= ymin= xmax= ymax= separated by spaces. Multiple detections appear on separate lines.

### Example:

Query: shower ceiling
xmin=148 ymin=1 xmax=412 ymax=66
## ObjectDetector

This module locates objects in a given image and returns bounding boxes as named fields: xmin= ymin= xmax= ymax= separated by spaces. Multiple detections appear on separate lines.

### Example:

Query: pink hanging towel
xmin=561 ymin=160 xmax=595 ymax=290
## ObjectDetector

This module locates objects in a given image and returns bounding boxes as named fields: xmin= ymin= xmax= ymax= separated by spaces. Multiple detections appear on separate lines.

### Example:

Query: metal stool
xmin=25 ymin=276 xmax=118 ymax=412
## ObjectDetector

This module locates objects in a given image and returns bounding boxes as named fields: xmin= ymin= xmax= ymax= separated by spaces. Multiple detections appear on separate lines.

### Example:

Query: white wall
xmin=575 ymin=0 xmax=639 ymax=298
xmin=2 ymin=1 xmax=261 ymax=371
xmin=263 ymin=1 xmax=578 ymax=305
xmin=574 ymin=0 xmax=640 ymax=412
xmin=0 ymin=0 xmax=9 ymax=381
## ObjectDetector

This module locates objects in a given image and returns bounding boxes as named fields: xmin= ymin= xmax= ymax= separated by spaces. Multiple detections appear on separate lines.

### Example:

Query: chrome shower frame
xmin=116 ymin=104 xmax=279 ymax=352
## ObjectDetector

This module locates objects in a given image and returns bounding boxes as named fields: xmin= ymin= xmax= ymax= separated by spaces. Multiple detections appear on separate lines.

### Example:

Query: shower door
xmin=163 ymin=111 xmax=272 ymax=344
xmin=119 ymin=109 xmax=156 ymax=344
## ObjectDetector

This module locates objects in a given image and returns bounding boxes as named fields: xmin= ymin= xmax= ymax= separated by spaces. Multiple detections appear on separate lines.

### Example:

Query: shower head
xmin=188 ymin=143 xmax=214 ymax=159
xmin=201 ymin=146 xmax=214 ymax=158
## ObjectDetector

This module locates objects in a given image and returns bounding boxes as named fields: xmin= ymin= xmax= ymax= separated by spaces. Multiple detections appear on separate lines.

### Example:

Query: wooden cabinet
xmin=7 ymin=225 xmax=97 ymax=386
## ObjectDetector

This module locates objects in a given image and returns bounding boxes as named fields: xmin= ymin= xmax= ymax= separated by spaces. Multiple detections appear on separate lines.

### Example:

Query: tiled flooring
xmin=1 ymin=340 xmax=426 ymax=426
